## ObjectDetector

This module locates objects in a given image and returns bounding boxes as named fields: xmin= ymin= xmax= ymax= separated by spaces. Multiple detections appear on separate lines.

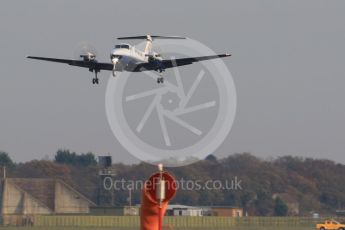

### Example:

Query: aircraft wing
xmin=27 ymin=54 xmax=231 ymax=72
xmin=135 ymin=54 xmax=231 ymax=71
xmin=26 ymin=56 xmax=113 ymax=71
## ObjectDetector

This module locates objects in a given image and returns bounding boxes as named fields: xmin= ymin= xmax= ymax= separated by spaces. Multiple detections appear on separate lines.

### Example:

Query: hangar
xmin=0 ymin=178 xmax=95 ymax=215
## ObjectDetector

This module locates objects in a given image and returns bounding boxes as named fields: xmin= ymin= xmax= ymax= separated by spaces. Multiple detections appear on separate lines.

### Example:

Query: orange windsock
xmin=140 ymin=171 xmax=176 ymax=230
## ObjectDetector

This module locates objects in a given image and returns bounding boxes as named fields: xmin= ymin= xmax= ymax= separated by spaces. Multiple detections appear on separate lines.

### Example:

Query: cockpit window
xmin=115 ymin=44 xmax=130 ymax=49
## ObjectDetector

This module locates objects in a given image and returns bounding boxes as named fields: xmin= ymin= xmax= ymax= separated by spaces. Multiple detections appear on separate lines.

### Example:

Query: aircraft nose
xmin=112 ymin=57 xmax=119 ymax=65
xmin=111 ymin=57 xmax=119 ymax=77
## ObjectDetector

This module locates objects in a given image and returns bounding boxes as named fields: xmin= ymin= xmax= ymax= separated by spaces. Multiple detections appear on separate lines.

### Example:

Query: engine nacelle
xmin=146 ymin=52 xmax=162 ymax=62
xmin=80 ymin=52 xmax=96 ymax=62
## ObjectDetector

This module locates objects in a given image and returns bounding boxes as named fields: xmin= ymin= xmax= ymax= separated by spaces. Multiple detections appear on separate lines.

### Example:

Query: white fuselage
xmin=110 ymin=43 xmax=147 ymax=72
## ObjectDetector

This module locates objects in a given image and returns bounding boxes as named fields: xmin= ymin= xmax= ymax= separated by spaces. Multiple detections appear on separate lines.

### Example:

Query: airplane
xmin=27 ymin=35 xmax=231 ymax=84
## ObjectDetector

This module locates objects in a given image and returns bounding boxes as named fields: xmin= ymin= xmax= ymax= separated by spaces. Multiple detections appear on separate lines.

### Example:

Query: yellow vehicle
xmin=316 ymin=220 xmax=345 ymax=230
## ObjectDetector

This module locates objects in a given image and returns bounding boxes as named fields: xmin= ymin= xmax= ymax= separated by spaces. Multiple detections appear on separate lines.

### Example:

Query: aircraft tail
xmin=144 ymin=35 xmax=153 ymax=54
xmin=117 ymin=35 xmax=186 ymax=55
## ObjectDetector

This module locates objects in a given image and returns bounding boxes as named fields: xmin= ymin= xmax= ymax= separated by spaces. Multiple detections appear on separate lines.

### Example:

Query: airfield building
xmin=0 ymin=178 xmax=95 ymax=215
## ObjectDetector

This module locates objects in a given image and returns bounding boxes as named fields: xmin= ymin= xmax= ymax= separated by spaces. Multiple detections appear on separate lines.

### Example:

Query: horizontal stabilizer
xmin=117 ymin=35 xmax=186 ymax=40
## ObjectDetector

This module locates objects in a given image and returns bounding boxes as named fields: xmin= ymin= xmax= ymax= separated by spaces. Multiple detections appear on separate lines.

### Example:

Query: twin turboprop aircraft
xmin=27 ymin=35 xmax=231 ymax=84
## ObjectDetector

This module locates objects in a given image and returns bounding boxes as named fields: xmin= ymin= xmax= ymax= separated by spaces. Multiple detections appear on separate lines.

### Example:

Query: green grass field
xmin=1 ymin=215 xmax=333 ymax=230
xmin=0 ymin=227 xmax=313 ymax=230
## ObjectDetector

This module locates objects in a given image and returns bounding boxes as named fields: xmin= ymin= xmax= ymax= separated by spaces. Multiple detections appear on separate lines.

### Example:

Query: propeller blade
xmin=73 ymin=41 xmax=98 ymax=61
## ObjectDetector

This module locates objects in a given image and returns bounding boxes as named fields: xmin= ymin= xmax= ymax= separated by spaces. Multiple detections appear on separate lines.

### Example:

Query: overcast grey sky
xmin=0 ymin=0 xmax=344 ymax=164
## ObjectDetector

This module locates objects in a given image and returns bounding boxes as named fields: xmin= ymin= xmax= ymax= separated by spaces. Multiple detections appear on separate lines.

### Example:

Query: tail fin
xmin=117 ymin=35 xmax=186 ymax=55
xmin=144 ymin=35 xmax=153 ymax=55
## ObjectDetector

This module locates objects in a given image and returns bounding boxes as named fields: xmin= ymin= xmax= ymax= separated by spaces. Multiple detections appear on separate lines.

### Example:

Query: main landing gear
xmin=157 ymin=77 xmax=164 ymax=84
xmin=92 ymin=78 xmax=99 ymax=84
xmin=91 ymin=68 xmax=100 ymax=85
xmin=156 ymin=68 xmax=165 ymax=84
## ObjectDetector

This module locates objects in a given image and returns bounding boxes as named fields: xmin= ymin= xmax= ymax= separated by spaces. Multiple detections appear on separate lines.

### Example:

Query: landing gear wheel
xmin=92 ymin=78 xmax=99 ymax=84
xmin=157 ymin=77 xmax=164 ymax=84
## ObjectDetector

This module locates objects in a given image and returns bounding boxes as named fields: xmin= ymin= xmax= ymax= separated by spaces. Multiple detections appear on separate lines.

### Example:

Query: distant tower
xmin=97 ymin=156 xmax=116 ymax=206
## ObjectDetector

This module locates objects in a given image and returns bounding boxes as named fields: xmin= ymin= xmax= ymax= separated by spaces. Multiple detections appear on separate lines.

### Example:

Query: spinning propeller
xmin=73 ymin=42 xmax=98 ymax=61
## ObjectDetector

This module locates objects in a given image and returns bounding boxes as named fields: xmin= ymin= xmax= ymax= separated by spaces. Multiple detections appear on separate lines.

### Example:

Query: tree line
xmin=1 ymin=150 xmax=344 ymax=216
